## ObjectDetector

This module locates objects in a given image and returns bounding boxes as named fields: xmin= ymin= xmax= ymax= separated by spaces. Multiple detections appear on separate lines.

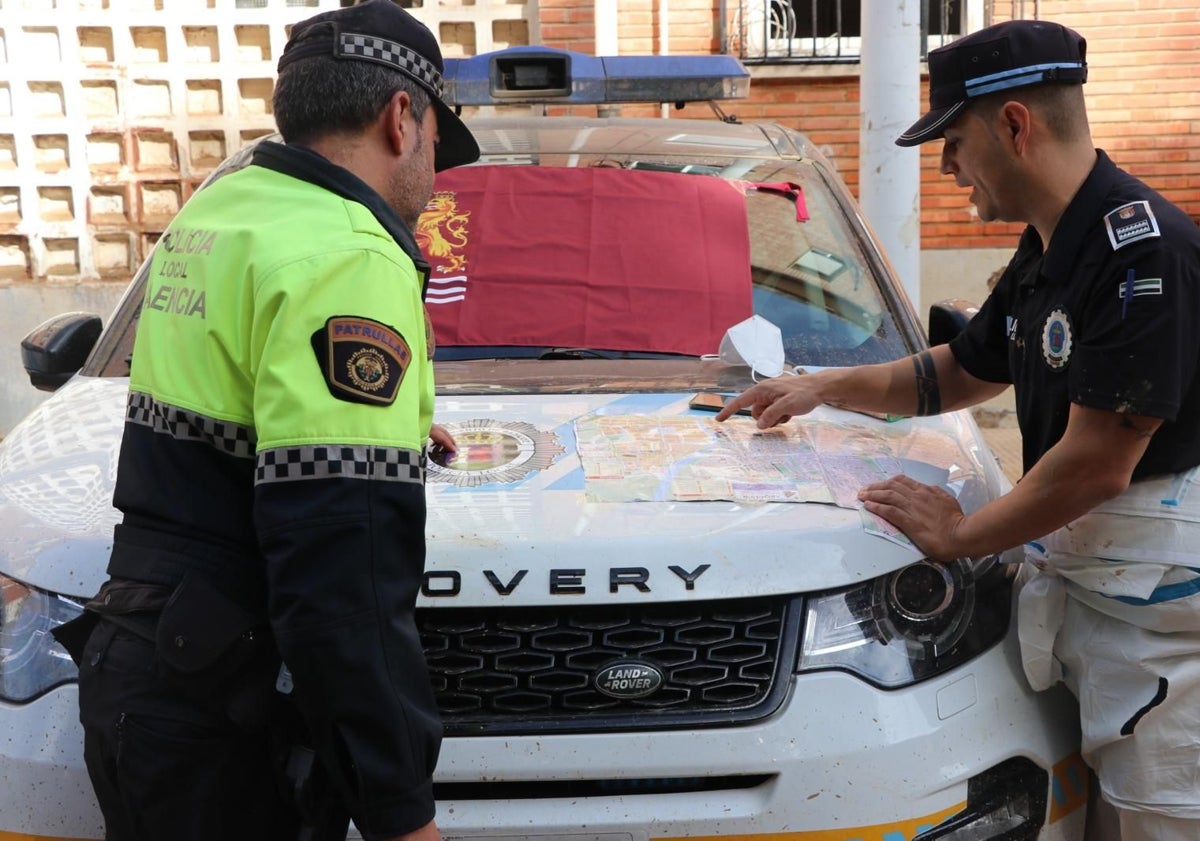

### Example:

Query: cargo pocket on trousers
xmin=156 ymin=572 xmax=263 ymax=675
xmin=154 ymin=572 xmax=277 ymax=731
xmin=115 ymin=708 xmax=237 ymax=798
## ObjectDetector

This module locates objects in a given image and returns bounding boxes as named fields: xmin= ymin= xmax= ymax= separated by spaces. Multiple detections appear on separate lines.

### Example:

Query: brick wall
xmin=737 ymin=1 xmax=1200 ymax=249
xmin=540 ymin=0 xmax=717 ymax=55
xmin=919 ymin=0 xmax=1200 ymax=248
xmin=540 ymin=0 xmax=1199 ymax=250
xmin=992 ymin=1 xmax=1200 ymax=216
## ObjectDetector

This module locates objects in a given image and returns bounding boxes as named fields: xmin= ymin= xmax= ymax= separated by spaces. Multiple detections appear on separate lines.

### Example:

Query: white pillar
xmin=596 ymin=0 xmax=619 ymax=56
xmin=659 ymin=0 xmax=669 ymax=118
xmin=859 ymin=0 xmax=922 ymax=313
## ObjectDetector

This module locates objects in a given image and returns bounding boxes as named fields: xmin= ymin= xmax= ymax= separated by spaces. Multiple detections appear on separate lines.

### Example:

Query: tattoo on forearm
xmin=912 ymin=351 xmax=942 ymax=416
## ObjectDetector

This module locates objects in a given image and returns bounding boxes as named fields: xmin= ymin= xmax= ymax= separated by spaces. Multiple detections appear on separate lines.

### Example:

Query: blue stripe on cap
xmin=965 ymin=61 xmax=1085 ymax=97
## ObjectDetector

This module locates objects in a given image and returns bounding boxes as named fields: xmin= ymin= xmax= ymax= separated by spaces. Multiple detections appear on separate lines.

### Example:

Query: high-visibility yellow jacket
xmin=108 ymin=140 xmax=440 ymax=836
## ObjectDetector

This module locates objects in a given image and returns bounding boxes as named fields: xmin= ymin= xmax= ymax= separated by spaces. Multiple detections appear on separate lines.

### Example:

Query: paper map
xmin=575 ymin=414 xmax=972 ymax=549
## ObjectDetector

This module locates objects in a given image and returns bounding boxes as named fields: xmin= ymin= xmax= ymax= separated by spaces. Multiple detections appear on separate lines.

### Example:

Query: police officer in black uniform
xmin=55 ymin=2 xmax=478 ymax=840
xmin=717 ymin=19 xmax=1200 ymax=840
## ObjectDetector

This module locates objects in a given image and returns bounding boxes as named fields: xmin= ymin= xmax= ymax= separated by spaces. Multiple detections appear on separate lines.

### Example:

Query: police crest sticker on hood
xmin=312 ymin=316 xmax=411 ymax=405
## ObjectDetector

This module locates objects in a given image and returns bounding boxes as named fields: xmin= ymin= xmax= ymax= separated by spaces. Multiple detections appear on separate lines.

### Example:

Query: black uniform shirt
xmin=951 ymin=150 xmax=1200 ymax=479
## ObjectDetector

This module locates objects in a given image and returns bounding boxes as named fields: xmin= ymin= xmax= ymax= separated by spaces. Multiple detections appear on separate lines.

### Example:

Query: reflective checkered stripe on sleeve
xmin=256 ymin=444 xmax=425 ymax=484
xmin=126 ymin=391 xmax=256 ymax=459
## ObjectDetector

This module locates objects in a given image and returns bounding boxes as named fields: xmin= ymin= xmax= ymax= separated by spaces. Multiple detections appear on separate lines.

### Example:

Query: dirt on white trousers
xmin=1017 ymin=468 xmax=1200 ymax=836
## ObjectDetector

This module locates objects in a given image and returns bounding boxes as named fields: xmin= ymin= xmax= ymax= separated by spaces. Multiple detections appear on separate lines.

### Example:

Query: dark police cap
xmin=896 ymin=19 xmax=1087 ymax=147
xmin=278 ymin=0 xmax=480 ymax=171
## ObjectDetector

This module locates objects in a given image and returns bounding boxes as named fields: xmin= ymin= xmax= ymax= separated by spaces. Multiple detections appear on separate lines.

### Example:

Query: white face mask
xmin=714 ymin=314 xmax=785 ymax=380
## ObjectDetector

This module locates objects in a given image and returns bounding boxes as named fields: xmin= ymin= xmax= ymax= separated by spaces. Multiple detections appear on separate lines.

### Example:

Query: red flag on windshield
xmin=416 ymin=165 xmax=753 ymax=357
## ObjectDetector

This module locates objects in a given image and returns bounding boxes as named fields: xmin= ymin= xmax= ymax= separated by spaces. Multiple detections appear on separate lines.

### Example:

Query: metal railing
xmin=727 ymin=0 xmax=965 ymax=64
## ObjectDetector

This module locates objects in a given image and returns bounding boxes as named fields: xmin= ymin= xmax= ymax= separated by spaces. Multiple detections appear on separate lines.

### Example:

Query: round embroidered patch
xmin=346 ymin=347 xmax=390 ymax=393
xmin=1041 ymin=308 xmax=1073 ymax=370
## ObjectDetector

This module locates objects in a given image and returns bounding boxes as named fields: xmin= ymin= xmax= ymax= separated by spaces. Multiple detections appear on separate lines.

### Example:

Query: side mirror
xmin=21 ymin=312 xmax=103 ymax=392
xmin=927 ymin=298 xmax=979 ymax=347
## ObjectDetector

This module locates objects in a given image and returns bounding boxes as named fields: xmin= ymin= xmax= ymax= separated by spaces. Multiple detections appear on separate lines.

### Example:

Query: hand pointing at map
xmin=714 ymin=375 xmax=821 ymax=428
xmin=713 ymin=351 xmax=991 ymax=560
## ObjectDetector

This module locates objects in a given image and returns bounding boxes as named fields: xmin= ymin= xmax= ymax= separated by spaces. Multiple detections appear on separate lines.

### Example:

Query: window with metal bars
xmin=733 ymin=0 xmax=974 ymax=64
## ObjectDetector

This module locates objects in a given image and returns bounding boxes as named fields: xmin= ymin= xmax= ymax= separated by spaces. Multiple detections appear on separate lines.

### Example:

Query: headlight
xmin=797 ymin=557 xmax=1011 ymax=687
xmin=0 ymin=573 xmax=83 ymax=703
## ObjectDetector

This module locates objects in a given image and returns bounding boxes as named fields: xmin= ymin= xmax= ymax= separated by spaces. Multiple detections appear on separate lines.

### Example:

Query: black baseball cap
xmin=896 ymin=19 xmax=1087 ymax=147
xmin=278 ymin=0 xmax=480 ymax=171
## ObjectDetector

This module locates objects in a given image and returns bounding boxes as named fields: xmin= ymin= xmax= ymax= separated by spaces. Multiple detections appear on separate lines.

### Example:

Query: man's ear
xmin=1000 ymin=100 xmax=1032 ymax=154
xmin=382 ymin=89 xmax=412 ymax=156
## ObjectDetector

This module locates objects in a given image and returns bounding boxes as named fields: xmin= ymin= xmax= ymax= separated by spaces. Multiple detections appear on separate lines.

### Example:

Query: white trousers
xmin=1017 ymin=470 xmax=1200 ymax=832
xmin=1116 ymin=807 xmax=1198 ymax=841
xmin=1042 ymin=591 xmax=1200 ymax=824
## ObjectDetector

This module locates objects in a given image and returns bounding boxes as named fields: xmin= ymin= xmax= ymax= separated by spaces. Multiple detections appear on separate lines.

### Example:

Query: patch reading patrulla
xmin=314 ymin=316 xmax=411 ymax=405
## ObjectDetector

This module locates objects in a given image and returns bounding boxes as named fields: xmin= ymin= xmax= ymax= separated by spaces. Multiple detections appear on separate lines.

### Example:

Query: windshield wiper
xmin=536 ymin=348 xmax=702 ymax=360
xmin=537 ymin=347 xmax=619 ymax=359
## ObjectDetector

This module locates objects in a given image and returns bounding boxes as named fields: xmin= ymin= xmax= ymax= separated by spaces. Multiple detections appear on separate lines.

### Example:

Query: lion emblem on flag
xmin=416 ymin=191 xmax=471 ymax=273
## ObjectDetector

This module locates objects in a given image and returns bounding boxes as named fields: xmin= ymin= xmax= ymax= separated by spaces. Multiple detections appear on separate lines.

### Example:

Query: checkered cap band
xmin=256 ymin=444 xmax=426 ymax=486
xmin=338 ymin=32 xmax=443 ymax=97
xmin=127 ymin=391 xmax=256 ymax=459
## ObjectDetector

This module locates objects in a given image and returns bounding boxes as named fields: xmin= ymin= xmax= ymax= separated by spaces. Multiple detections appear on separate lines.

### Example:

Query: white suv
xmin=1 ymin=48 xmax=1086 ymax=840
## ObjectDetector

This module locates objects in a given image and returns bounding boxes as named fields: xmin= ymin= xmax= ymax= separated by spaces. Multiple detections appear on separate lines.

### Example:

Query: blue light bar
xmin=442 ymin=46 xmax=751 ymax=107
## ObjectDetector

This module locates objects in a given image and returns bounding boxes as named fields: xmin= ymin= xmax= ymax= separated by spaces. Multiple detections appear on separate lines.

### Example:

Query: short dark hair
xmin=970 ymin=82 xmax=1089 ymax=143
xmin=273 ymin=54 xmax=431 ymax=146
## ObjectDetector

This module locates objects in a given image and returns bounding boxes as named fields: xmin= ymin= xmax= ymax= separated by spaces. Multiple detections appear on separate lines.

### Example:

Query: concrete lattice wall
xmin=0 ymin=0 xmax=534 ymax=284
xmin=0 ymin=0 xmax=534 ymax=435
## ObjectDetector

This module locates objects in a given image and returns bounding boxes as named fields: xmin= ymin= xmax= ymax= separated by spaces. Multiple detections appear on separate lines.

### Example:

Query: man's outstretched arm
xmin=858 ymin=403 xmax=1161 ymax=561
xmin=714 ymin=345 xmax=1008 ymax=428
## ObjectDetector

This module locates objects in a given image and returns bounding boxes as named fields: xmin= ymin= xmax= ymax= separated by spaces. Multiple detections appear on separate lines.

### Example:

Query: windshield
xmin=83 ymin=123 xmax=917 ymax=393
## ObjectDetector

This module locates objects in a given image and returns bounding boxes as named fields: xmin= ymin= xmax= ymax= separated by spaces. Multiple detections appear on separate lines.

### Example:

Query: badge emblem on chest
xmin=1041 ymin=308 xmax=1073 ymax=370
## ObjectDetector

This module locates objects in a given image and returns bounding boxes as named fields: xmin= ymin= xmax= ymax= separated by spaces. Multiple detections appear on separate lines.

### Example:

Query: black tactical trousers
xmin=78 ymin=619 xmax=301 ymax=841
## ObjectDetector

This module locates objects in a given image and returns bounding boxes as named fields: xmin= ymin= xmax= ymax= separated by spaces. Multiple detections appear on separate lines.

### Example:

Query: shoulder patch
xmin=1104 ymin=201 xmax=1160 ymax=251
xmin=1117 ymin=275 xmax=1163 ymax=300
xmin=311 ymin=316 xmax=411 ymax=406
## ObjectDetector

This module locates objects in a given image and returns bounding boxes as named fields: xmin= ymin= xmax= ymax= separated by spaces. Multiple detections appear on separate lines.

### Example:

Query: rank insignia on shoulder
xmin=311 ymin=316 xmax=411 ymax=405
xmin=1104 ymin=201 xmax=1160 ymax=251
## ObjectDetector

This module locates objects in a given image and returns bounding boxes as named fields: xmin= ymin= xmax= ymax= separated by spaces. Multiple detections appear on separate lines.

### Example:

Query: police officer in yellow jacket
xmin=62 ymin=2 xmax=479 ymax=839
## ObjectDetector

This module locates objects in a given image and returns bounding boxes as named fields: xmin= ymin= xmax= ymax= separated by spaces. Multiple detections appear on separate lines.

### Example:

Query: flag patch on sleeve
xmin=1117 ymin=277 xmax=1164 ymax=298
xmin=311 ymin=316 xmax=411 ymax=406
xmin=1104 ymin=201 xmax=1161 ymax=250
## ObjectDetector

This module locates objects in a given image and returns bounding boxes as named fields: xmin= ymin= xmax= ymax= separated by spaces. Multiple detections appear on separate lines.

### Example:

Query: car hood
xmin=0 ymin=377 xmax=1009 ymax=603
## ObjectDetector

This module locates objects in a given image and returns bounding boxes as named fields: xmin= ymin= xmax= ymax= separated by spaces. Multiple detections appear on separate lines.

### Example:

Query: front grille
xmin=418 ymin=596 xmax=801 ymax=736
